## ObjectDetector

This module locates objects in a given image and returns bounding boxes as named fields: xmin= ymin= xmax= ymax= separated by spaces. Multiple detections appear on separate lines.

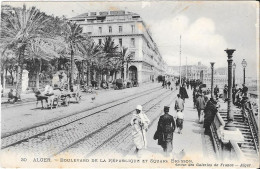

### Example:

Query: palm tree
xmin=1 ymin=5 xmax=54 ymax=98
xmin=79 ymin=41 xmax=103 ymax=86
xmin=59 ymin=21 xmax=90 ymax=88
xmin=102 ymin=37 xmax=119 ymax=81
xmin=119 ymin=47 xmax=134 ymax=80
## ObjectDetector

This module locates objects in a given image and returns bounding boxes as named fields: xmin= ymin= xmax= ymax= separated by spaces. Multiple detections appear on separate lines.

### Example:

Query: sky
xmin=2 ymin=1 xmax=259 ymax=78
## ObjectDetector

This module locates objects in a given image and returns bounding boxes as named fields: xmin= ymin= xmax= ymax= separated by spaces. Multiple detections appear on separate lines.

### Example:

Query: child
xmin=176 ymin=110 xmax=184 ymax=134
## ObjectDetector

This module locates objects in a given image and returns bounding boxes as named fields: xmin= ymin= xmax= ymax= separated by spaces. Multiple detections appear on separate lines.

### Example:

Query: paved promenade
xmin=127 ymin=88 xmax=216 ymax=164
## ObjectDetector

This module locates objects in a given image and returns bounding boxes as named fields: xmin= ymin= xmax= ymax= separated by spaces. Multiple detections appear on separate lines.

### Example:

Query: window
xmin=119 ymin=38 xmax=122 ymax=47
xmin=131 ymin=38 xmax=135 ymax=47
xmin=130 ymin=52 xmax=135 ymax=58
xmin=119 ymin=26 xmax=123 ymax=33
xmin=109 ymin=26 xmax=112 ymax=33
xmin=131 ymin=25 xmax=135 ymax=33
xmin=98 ymin=39 xmax=102 ymax=45
xmin=99 ymin=27 xmax=102 ymax=34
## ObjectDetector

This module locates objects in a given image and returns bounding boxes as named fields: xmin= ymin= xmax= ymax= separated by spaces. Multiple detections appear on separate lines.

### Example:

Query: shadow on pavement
xmin=192 ymin=128 xmax=204 ymax=134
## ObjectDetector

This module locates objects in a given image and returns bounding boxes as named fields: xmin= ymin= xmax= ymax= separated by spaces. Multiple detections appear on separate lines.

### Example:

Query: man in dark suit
xmin=242 ymin=84 xmax=248 ymax=97
xmin=156 ymin=106 xmax=176 ymax=156
xmin=214 ymin=85 xmax=219 ymax=98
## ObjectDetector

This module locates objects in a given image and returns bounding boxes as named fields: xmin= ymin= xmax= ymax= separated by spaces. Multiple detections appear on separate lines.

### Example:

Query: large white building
xmin=168 ymin=62 xmax=235 ymax=89
xmin=70 ymin=10 xmax=167 ymax=83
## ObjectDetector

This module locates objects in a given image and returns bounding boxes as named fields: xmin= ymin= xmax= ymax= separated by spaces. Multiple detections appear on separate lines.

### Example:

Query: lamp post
xmin=224 ymin=48 xmax=236 ymax=130
xmin=241 ymin=59 xmax=247 ymax=85
xmin=210 ymin=62 xmax=215 ymax=98
xmin=233 ymin=63 xmax=236 ymax=88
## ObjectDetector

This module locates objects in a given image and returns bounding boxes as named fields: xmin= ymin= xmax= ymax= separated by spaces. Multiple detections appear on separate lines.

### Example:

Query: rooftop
xmin=71 ymin=10 xmax=140 ymax=20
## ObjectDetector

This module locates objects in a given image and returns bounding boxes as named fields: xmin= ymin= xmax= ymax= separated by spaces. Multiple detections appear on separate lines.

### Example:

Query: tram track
xmin=1 ymin=86 xmax=161 ymax=139
xmin=1 ymin=87 xmax=168 ymax=155
xmin=60 ymin=88 xmax=178 ymax=158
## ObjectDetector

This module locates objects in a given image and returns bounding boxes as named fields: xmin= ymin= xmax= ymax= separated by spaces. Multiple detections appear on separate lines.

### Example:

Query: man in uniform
xmin=156 ymin=106 xmax=175 ymax=156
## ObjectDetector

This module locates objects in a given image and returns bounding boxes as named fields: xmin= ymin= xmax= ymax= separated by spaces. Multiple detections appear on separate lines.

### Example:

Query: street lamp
xmin=233 ymin=63 xmax=236 ymax=88
xmin=210 ymin=62 xmax=215 ymax=98
xmin=224 ymin=48 xmax=236 ymax=130
xmin=241 ymin=59 xmax=247 ymax=85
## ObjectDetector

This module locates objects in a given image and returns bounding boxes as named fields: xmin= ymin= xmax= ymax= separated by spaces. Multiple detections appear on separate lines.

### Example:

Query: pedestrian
xmin=187 ymin=80 xmax=190 ymax=89
xmin=162 ymin=79 xmax=165 ymax=88
xmin=203 ymin=98 xmax=218 ymax=135
xmin=179 ymin=84 xmax=189 ymax=102
xmin=130 ymin=105 xmax=150 ymax=157
xmin=154 ymin=106 xmax=175 ymax=156
xmin=196 ymin=92 xmax=206 ymax=123
xmin=175 ymin=94 xmax=184 ymax=112
xmin=235 ymin=88 xmax=243 ymax=108
xmin=175 ymin=81 xmax=178 ymax=90
xmin=242 ymin=84 xmax=248 ymax=97
xmin=223 ymin=84 xmax=228 ymax=101
xmin=167 ymin=80 xmax=171 ymax=90
xmin=175 ymin=108 xmax=184 ymax=134
xmin=232 ymin=84 xmax=238 ymax=104
xmin=8 ymin=89 xmax=18 ymax=103
xmin=214 ymin=85 xmax=219 ymax=98
xmin=193 ymin=87 xmax=198 ymax=109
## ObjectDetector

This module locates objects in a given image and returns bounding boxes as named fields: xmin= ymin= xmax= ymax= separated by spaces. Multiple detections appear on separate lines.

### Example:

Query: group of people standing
xmin=162 ymin=79 xmax=172 ymax=90
xmin=193 ymin=84 xmax=220 ymax=134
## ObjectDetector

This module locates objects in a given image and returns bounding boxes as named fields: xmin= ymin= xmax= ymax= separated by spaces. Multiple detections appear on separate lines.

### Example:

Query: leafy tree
xmin=59 ymin=21 xmax=90 ymax=87
xmin=102 ymin=37 xmax=119 ymax=82
xmin=119 ymin=47 xmax=134 ymax=80
xmin=1 ymin=5 xmax=55 ymax=98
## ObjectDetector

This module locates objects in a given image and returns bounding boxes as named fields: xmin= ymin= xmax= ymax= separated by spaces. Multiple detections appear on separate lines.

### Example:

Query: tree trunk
xmin=35 ymin=70 xmax=40 ymax=90
xmin=126 ymin=62 xmax=129 ymax=79
xmin=9 ymin=70 xmax=14 ymax=86
xmin=81 ymin=61 xmax=84 ymax=84
xmin=114 ymin=71 xmax=117 ymax=80
xmin=70 ymin=47 xmax=74 ymax=88
xmin=96 ymin=69 xmax=101 ymax=88
xmin=123 ymin=63 xmax=127 ymax=81
xmin=87 ymin=61 xmax=91 ymax=86
xmin=16 ymin=47 xmax=25 ymax=99
xmin=2 ymin=66 xmax=6 ymax=94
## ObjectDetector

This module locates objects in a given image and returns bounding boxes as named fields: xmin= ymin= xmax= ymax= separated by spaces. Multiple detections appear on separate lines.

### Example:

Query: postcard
xmin=0 ymin=1 xmax=259 ymax=168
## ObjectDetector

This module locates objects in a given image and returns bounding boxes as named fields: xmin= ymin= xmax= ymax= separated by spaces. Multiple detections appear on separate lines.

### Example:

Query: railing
xmin=210 ymin=111 xmax=245 ymax=161
xmin=210 ymin=111 xmax=225 ymax=160
xmin=230 ymin=140 xmax=245 ymax=161
xmin=244 ymin=102 xmax=259 ymax=156
xmin=211 ymin=101 xmax=259 ymax=161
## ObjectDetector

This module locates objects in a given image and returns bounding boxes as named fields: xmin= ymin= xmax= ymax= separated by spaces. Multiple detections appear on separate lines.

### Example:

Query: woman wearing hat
xmin=130 ymin=105 xmax=150 ymax=157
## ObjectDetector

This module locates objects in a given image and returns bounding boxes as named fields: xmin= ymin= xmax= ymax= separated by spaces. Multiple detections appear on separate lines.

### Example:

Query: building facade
xmin=168 ymin=62 xmax=232 ymax=89
xmin=70 ymin=10 xmax=166 ymax=83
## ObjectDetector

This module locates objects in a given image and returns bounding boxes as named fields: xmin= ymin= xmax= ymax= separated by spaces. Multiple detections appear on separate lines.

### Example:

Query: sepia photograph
xmin=0 ymin=1 xmax=259 ymax=168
